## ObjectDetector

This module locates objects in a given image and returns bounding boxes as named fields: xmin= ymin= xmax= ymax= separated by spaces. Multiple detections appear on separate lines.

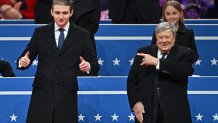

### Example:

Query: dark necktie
xmin=160 ymin=53 xmax=167 ymax=60
xmin=58 ymin=28 xmax=65 ymax=50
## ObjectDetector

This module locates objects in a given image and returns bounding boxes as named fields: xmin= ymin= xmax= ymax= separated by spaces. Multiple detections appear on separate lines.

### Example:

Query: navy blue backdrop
xmin=0 ymin=77 xmax=218 ymax=123
xmin=0 ymin=24 xmax=218 ymax=76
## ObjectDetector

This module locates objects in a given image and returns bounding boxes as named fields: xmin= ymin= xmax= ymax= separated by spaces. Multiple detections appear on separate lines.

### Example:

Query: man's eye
xmin=63 ymin=12 xmax=69 ymax=15
xmin=158 ymin=37 xmax=163 ymax=39
xmin=55 ymin=12 xmax=61 ymax=15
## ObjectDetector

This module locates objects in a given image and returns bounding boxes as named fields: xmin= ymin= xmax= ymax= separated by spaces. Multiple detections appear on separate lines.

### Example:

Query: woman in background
xmin=151 ymin=0 xmax=199 ymax=59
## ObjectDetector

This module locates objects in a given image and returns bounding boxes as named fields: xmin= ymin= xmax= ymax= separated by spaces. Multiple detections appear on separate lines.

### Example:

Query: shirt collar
xmin=54 ymin=22 xmax=70 ymax=32
xmin=158 ymin=50 xmax=169 ymax=58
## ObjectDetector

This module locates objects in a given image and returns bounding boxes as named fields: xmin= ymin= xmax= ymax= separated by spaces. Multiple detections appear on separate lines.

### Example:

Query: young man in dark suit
xmin=127 ymin=22 xmax=197 ymax=123
xmin=0 ymin=60 xmax=15 ymax=77
xmin=17 ymin=0 xmax=99 ymax=123
xmin=109 ymin=0 xmax=161 ymax=24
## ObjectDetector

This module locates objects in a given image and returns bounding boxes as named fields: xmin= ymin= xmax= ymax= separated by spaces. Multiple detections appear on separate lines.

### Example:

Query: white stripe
xmin=188 ymin=91 xmax=218 ymax=94
xmin=0 ymin=37 xmax=31 ymax=40
xmin=0 ymin=36 xmax=218 ymax=41
xmin=0 ymin=91 xmax=32 ymax=95
xmin=1 ymin=91 xmax=218 ymax=95
xmin=78 ymin=91 xmax=127 ymax=95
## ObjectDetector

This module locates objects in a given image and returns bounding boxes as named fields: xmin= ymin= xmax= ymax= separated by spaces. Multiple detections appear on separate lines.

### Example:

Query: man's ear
xmin=70 ymin=9 xmax=73 ymax=17
xmin=50 ymin=9 xmax=53 ymax=17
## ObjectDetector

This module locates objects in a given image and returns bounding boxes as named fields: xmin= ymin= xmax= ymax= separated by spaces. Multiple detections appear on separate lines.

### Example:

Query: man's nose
xmin=60 ymin=14 xmax=63 ymax=19
xmin=162 ymin=37 xmax=167 ymax=42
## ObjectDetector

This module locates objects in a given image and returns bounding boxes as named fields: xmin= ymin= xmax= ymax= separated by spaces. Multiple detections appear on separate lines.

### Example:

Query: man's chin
xmin=160 ymin=47 xmax=170 ymax=52
xmin=57 ymin=23 xmax=66 ymax=28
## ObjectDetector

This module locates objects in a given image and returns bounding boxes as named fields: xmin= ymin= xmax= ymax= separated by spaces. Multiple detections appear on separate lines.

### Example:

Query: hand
xmin=13 ymin=1 xmax=22 ymax=11
xmin=79 ymin=56 xmax=90 ymax=72
xmin=137 ymin=53 xmax=158 ymax=66
xmin=133 ymin=102 xmax=145 ymax=123
xmin=20 ymin=51 xmax=30 ymax=67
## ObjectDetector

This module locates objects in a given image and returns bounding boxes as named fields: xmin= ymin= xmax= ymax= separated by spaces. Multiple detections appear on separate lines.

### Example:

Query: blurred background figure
xmin=0 ymin=60 xmax=15 ymax=77
xmin=34 ymin=0 xmax=52 ymax=24
xmin=184 ymin=3 xmax=201 ymax=19
xmin=0 ymin=0 xmax=36 ymax=19
xmin=109 ymin=0 xmax=161 ymax=24
xmin=100 ymin=0 xmax=109 ymax=20
xmin=70 ymin=0 xmax=101 ymax=76
xmin=21 ymin=0 xmax=37 ymax=19
xmin=205 ymin=0 xmax=218 ymax=18
xmin=71 ymin=0 xmax=101 ymax=55
xmin=0 ymin=0 xmax=23 ymax=19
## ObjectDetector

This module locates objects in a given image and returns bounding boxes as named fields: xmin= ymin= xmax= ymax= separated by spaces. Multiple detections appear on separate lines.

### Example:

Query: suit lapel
xmin=166 ymin=45 xmax=178 ymax=60
xmin=150 ymin=45 xmax=158 ymax=58
xmin=47 ymin=23 xmax=59 ymax=54
xmin=150 ymin=45 xmax=158 ymax=76
xmin=58 ymin=23 xmax=77 ymax=55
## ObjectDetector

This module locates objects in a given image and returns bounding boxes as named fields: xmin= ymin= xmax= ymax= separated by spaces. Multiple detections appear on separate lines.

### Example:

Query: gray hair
xmin=51 ymin=0 xmax=73 ymax=11
xmin=155 ymin=22 xmax=177 ymax=37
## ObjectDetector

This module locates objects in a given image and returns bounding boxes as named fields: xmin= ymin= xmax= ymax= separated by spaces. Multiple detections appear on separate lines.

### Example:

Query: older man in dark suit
xmin=17 ymin=0 xmax=99 ymax=123
xmin=127 ymin=22 xmax=197 ymax=123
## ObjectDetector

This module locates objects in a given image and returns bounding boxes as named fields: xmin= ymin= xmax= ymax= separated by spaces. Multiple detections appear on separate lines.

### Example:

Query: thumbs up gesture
xmin=79 ymin=56 xmax=90 ymax=73
xmin=20 ymin=51 xmax=30 ymax=67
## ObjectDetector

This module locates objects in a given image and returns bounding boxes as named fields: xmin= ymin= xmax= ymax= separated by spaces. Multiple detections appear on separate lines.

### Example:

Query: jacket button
xmin=55 ymin=84 xmax=60 ymax=88
xmin=57 ymin=57 xmax=61 ymax=60
xmin=55 ymin=70 xmax=60 ymax=73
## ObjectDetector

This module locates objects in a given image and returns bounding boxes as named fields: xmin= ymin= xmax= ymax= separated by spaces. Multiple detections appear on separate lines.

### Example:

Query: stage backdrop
xmin=0 ymin=24 xmax=218 ymax=76
xmin=0 ymin=77 xmax=218 ymax=123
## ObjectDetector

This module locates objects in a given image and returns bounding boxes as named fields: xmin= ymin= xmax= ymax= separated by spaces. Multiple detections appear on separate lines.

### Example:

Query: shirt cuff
xmin=156 ymin=59 xmax=160 ymax=70
xmin=18 ymin=60 xmax=22 ymax=68
xmin=86 ymin=62 xmax=91 ymax=74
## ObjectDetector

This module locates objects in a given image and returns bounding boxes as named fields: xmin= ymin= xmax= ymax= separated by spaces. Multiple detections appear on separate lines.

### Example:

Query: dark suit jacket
xmin=17 ymin=22 xmax=99 ymax=123
xmin=152 ymin=23 xmax=199 ymax=59
xmin=109 ymin=0 xmax=160 ymax=23
xmin=0 ymin=60 xmax=15 ymax=77
xmin=127 ymin=45 xmax=197 ymax=123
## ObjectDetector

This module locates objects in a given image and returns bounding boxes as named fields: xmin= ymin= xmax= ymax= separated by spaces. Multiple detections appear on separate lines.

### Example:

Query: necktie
xmin=58 ymin=28 xmax=65 ymax=50
xmin=160 ymin=53 xmax=167 ymax=60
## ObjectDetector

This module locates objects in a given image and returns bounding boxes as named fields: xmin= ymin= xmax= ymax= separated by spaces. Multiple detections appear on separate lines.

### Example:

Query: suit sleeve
xmin=81 ymin=31 xmax=99 ymax=74
xmin=127 ymin=48 xmax=143 ymax=110
xmin=16 ymin=28 xmax=39 ymax=70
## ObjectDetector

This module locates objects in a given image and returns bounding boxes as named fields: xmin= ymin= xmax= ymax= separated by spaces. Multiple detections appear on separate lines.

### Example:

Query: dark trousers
xmin=154 ymin=103 xmax=164 ymax=123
